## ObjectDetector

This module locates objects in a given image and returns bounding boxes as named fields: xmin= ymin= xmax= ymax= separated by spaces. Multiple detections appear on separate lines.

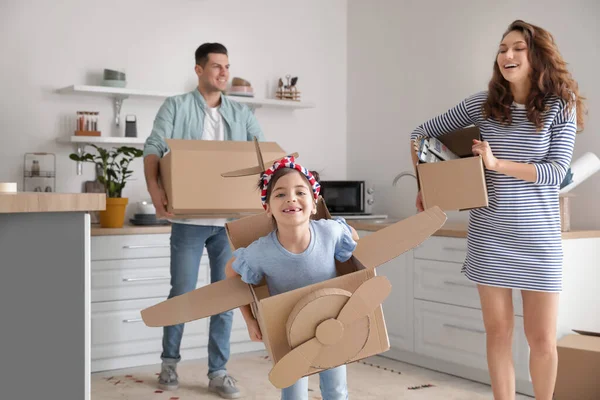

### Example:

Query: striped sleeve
xmin=534 ymin=100 xmax=577 ymax=186
xmin=410 ymin=91 xmax=486 ymax=141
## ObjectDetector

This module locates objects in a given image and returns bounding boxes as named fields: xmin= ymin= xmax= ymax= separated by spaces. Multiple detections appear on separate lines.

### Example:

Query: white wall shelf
xmin=56 ymin=136 xmax=146 ymax=146
xmin=57 ymin=85 xmax=315 ymax=127
xmin=56 ymin=136 xmax=146 ymax=175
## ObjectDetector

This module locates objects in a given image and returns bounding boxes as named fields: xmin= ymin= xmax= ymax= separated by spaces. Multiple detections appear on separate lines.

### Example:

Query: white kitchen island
xmin=0 ymin=193 xmax=105 ymax=400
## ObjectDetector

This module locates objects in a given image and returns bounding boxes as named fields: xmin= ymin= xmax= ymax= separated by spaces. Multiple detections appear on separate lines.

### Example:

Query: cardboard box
xmin=142 ymin=140 xmax=448 ymax=388
xmin=141 ymin=203 xmax=446 ymax=388
xmin=554 ymin=330 xmax=600 ymax=400
xmin=159 ymin=139 xmax=291 ymax=218
xmin=412 ymin=126 xmax=488 ymax=211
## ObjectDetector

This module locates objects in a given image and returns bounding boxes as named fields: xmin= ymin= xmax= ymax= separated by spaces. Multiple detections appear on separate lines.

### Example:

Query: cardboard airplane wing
xmin=351 ymin=205 xmax=446 ymax=269
xmin=140 ymin=276 xmax=254 ymax=327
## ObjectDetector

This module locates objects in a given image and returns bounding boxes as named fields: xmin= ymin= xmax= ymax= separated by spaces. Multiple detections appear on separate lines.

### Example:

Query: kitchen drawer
xmin=414 ymin=236 xmax=467 ymax=263
xmin=91 ymin=297 xmax=208 ymax=360
xmin=414 ymin=259 xmax=523 ymax=316
xmin=91 ymin=298 xmax=251 ymax=361
xmin=91 ymin=257 xmax=208 ymax=302
xmin=91 ymin=234 xmax=171 ymax=261
xmin=414 ymin=300 xmax=529 ymax=381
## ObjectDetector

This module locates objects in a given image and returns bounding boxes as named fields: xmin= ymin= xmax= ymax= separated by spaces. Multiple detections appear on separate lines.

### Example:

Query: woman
xmin=410 ymin=20 xmax=586 ymax=400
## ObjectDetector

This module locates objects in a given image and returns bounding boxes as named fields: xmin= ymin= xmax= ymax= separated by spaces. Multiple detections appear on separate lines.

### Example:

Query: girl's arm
xmin=225 ymin=257 xmax=263 ymax=342
xmin=225 ymin=257 xmax=255 ymax=323
xmin=349 ymin=225 xmax=359 ymax=242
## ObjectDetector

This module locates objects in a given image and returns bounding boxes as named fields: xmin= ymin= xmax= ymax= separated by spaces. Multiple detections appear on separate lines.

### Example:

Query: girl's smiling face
xmin=265 ymin=170 xmax=316 ymax=227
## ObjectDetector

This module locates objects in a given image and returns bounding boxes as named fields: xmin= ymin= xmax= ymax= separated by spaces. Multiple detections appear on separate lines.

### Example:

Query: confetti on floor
xmin=360 ymin=360 xmax=402 ymax=375
xmin=408 ymin=384 xmax=435 ymax=390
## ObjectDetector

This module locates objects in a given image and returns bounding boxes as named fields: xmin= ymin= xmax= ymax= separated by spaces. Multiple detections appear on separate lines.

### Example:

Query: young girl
xmin=225 ymin=156 xmax=358 ymax=400
xmin=411 ymin=20 xmax=585 ymax=400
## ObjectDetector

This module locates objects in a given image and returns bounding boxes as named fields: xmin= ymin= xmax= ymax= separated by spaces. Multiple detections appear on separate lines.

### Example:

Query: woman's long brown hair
xmin=483 ymin=20 xmax=586 ymax=131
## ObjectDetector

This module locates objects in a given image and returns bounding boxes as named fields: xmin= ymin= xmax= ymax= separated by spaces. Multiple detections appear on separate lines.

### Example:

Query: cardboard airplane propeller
xmin=141 ymin=139 xmax=447 ymax=389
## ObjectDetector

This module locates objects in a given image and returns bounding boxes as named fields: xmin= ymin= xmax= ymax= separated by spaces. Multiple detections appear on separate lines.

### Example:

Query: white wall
xmin=0 ymin=0 xmax=347 ymax=216
xmin=347 ymin=0 xmax=600 ymax=229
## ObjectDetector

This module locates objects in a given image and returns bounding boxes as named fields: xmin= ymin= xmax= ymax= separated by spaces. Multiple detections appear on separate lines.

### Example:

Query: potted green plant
xmin=70 ymin=144 xmax=143 ymax=228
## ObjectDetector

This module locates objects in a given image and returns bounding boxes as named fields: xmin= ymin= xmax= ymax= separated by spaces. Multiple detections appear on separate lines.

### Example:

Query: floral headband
xmin=260 ymin=156 xmax=320 ymax=210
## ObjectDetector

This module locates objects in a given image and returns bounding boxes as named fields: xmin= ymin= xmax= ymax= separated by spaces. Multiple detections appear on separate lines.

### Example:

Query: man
xmin=143 ymin=42 xmax=264 ymax=399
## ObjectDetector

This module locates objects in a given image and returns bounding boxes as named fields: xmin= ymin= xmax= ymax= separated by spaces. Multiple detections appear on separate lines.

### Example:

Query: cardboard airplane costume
xmin=141 ymin=140 xmax=447 ymax=388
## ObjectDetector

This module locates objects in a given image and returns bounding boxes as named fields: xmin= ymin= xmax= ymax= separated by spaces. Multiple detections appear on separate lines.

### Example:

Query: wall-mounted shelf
xmin=56 ymin=136 xmax=145 ymax=175
xmin=56 ymin=136 xmax=146 ymax=146
xmin=57 ymin=85 xmax=315 ymax=127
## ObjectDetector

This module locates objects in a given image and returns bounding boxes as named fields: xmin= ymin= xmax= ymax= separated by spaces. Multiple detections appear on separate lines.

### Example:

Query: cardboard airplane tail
xmin=220 ymin=137 xmax=298 ymax=178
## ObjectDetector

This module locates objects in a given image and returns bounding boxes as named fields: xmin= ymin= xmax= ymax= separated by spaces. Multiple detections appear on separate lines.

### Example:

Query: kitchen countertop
xmin=91 ymin=219 xmax=600 ymax=239
xmin=348 ymin=220 xmax=470 ymax=238
xmin=0 ymin=192 xmax=105 ymax=213
xmin=91 ymin=222 xmax=171 ymax=236
xmin=347 ymin=219 xmax=600 ymax=240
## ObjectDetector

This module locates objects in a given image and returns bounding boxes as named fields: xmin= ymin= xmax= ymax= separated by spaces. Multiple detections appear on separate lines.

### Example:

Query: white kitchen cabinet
xmin=413 ymin=259 xmax=522 ymax=316
xmin=377 ymin=253 xmax=414 ymax=352
xmin=91 ymin=234 xmax=171 ymax=261
xmin=357 ymin=230 xmax=413 ymax=352
xmin=92 ymin=257 xmax=178 ymax=302
xmin=373 ymin=231 xmax=600 ymax=398
xmin=91 ymin=297 xmax=208 ymax=361
xmin=90 ymin=232 xmax=262 ymax=372
xmin=414 ymin=300 xmax=529 ymax=382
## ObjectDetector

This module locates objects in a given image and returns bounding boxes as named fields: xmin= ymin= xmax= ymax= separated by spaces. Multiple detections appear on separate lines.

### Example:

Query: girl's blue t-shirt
xmin=231 ymin=218 xmax=357 ymax=296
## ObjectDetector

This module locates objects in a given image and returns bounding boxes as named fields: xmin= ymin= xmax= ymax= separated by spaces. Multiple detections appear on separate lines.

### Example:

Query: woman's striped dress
xmin=411 ymin=91 xmax=577 ymax=292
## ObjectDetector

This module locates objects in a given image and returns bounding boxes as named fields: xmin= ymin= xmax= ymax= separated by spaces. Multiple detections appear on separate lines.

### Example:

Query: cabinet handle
xmin=122 ymin=276 xmax=170 ymax=282
xmin=443 ymin=323 xmax=485 ymax=334
xmin=122 ymin=318 xmax=143 ymax=323
xmin=443 ymin=247 xmax=467 ymax=252
xmin=443 ymin=280 xmax=475 ymax=288
xmin=122 ymin=244 xmax=169 ymax=249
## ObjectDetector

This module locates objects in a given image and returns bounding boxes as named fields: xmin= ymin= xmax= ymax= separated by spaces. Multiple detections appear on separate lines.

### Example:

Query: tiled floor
xmin=92 ymin=351 xmax=533 ymax=399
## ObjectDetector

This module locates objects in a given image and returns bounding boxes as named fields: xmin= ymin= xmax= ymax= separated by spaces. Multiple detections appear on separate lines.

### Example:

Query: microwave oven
xmin=319 ymin=180 xmax=374 ymax=215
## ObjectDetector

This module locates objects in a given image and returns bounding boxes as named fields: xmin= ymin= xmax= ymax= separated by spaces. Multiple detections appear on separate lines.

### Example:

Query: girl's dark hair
xmin=483 ymin=19 xmax=586 ymax=131
xmin=258 ymin=168 xmax=321 ymax=207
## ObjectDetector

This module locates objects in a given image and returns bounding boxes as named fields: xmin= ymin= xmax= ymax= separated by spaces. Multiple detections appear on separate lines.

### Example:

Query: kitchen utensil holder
xmin=275 ymin=87 xmax=301 ymax=101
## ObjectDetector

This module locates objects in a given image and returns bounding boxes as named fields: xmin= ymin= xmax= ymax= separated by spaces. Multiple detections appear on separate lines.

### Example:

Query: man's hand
xmin=245 ymin=318 xmax=263 ymax=342
xmin=148 ymin=184 xmax=174 ymax=219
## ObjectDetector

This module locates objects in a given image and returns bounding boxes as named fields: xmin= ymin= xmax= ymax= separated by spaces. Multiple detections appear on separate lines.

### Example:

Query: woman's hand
xmin=416 ymin=191 xmax=424 ymax=212
xmin=245 ymin=318 xmax=263 ymax=342
xmin=472 ymin=139 xmax=499 ymax=171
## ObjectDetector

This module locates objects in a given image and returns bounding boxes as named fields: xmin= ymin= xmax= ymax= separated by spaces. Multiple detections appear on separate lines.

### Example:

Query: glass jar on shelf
xmin=23 ymin=153 xmax=56 ymax=192
xmin=31 ymin=160 xmax=40 ymax=176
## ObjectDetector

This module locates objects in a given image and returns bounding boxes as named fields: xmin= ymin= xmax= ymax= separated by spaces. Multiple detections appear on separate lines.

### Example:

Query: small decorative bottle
xmin=31 ymin=160 xmax=40 ymax=177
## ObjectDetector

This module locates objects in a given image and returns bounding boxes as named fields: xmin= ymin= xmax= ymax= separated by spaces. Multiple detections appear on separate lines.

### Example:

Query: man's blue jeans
xmin=160 ymin=223 xmax=233 ymax=377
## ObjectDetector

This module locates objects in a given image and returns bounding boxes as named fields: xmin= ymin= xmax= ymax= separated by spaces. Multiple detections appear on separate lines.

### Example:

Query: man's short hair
xmin=195 ymin=43 xmax=228 ymax=67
